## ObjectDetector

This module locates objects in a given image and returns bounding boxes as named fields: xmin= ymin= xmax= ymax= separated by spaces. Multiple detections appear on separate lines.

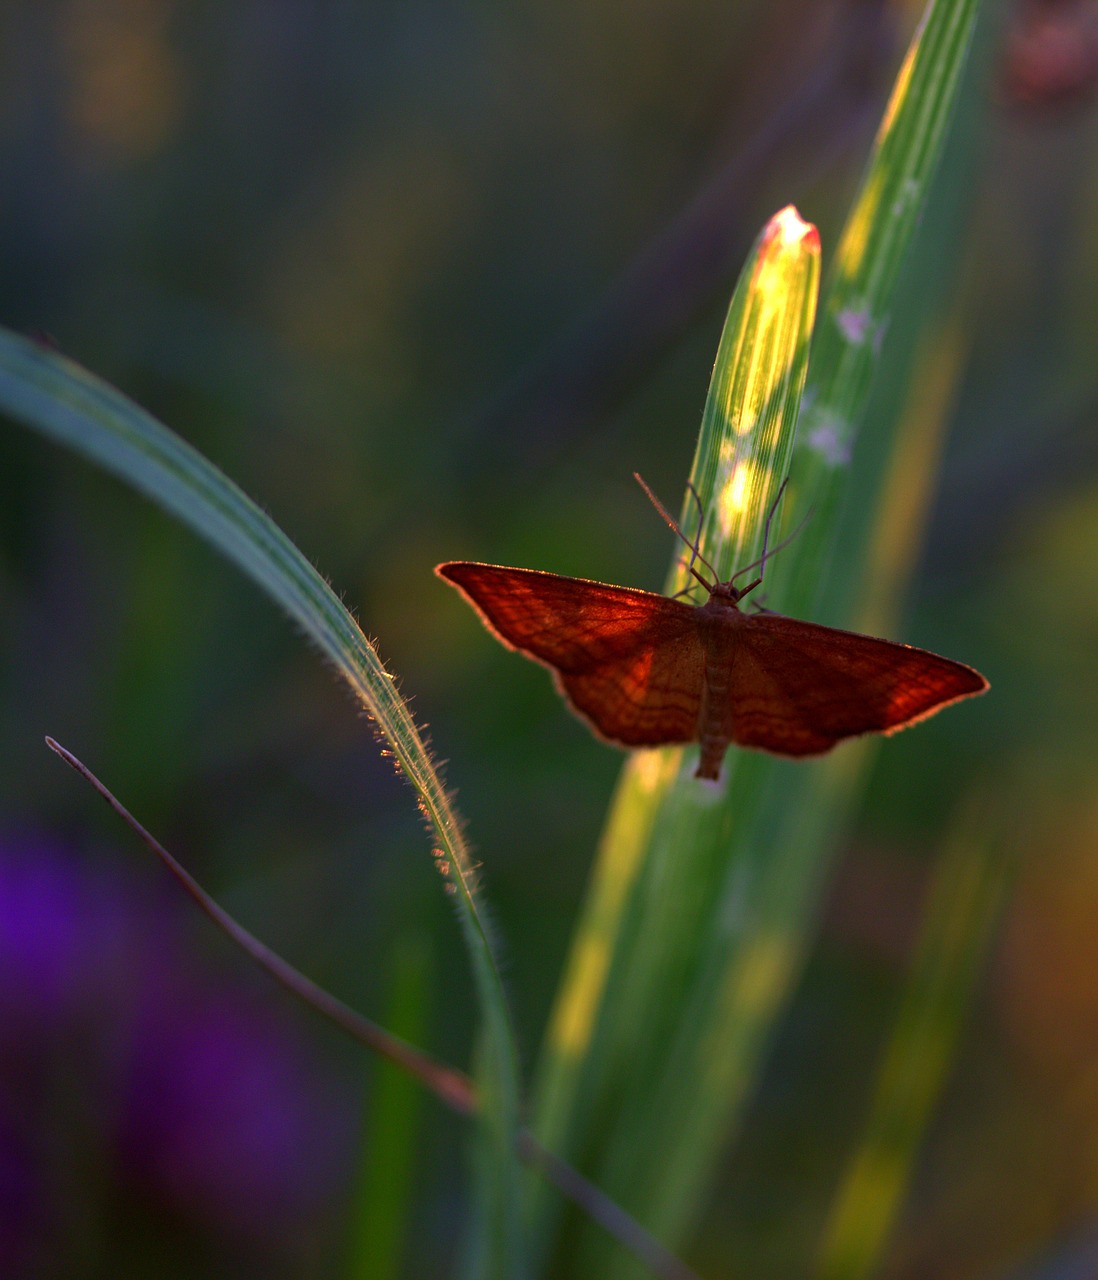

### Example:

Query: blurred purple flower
xmin=120 ymin=982 xmax=349 ymax=1240
xmin=0 ymin=831 xmax=142 ymax=1029
xmin=0 ymin=831 xmax=353 ymax=1271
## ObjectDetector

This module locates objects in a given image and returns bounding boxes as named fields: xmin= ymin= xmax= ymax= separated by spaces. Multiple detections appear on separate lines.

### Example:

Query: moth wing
xmin=727 ymin=612 xmax=988 ymax=756
xmin=437 ymin=562 xmax=705 ymax=745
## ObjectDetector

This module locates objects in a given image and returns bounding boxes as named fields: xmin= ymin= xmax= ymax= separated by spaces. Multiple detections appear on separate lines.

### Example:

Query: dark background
xmin=1 ymin=2 xmax=1097 ymax=1277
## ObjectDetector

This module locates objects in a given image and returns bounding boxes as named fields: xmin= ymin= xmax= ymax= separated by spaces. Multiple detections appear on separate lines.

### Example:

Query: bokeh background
xmin=2 ymin=1 xmax=1098 ymax=1277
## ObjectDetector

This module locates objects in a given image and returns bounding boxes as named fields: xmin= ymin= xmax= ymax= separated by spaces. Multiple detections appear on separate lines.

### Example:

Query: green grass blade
xmin=0 ymin=331 xmax=526 ymax=1277
xmin=589 ymin=6 xmax=984 ymax=1267
xmin=615 ymin=287 xmax=979 ymax=1265
xmin=527 ymin=206 xmax=820 ymax=1265
xmin=347 ymin=931 xmax=433 ymax=1280
xmin=530 ymin=1 xmax=983 ymax=1274
xmin=792 ymin=0 xmax=984 ymax=615
xmin=816 ymin=797 xmax=1008 ymax=1280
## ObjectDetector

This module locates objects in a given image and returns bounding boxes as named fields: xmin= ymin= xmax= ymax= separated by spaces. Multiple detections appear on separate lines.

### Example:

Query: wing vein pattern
xmin=438 ymin=563 xmax=705 ymax=746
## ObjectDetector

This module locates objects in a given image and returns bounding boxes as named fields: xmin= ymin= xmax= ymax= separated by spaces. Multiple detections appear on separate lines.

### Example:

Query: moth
xmin=437 ymin=478 xmax=987 ymax=781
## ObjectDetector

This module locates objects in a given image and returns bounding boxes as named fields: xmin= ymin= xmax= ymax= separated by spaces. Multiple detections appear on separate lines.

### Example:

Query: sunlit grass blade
xmin=530 ymin=0 xmax=983 ymax=1274
xmin=593 ymin=4 xmax=983 ymax=1269
xmin=527 ymin=205 xmax=820 ymax=1265
xmin=792 ymin=0 xmax=984 ymax=614
xmin=0 ymin=330 xmax=526 ymax=1277
xmin=815 ymin=796 xmax=1009 ymax=1280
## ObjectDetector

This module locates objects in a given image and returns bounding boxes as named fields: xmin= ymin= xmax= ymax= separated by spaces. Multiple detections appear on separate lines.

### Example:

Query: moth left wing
xmin=437 ymin=562 xmax=705 ymax=746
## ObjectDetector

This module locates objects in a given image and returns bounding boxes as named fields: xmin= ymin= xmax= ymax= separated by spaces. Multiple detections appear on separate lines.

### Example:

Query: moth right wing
xmin=727 ymin=611 xmax=988 ymax=756
xmin=437 ymin=562 xmax=705 ymax=746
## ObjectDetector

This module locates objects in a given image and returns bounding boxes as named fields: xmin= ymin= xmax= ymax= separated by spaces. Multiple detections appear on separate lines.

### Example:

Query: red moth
xmin=436 ymin=479 xmax=987 ymax=781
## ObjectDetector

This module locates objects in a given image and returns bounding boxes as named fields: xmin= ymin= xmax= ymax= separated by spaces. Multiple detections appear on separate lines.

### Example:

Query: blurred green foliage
xmin=2 ymin=2 xmax=1098 ymax=1278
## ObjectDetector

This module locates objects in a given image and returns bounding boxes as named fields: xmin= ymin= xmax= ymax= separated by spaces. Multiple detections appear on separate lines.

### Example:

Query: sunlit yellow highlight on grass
xmin=771 ymin=203 xmax=813 ymax=248
xmin=727 ymin=933 xmax=793 ymax=1018
xmin=550 ymin=932 xmax=612 ymax=1056
xmin=834 ymin=28 xmax=915 ymax=287
xmin=819 ymin=1147 xmax=907 ymax=1278
xmin=707 ymin=205 xmax=817 ymax=554
xmin=632 ymin=748 xmax=669 ymax=793
xmin=719 ymin=460 xmax=754 ymax=528
xmin=878 ymin=36 xmax=918 ymax=140
xmin=709 ymin=205 xmax=817 ymax=446
xmin=698 ymin=931 xmax=795 ymax=1102
xmin=818 ymin=800 xmax=1004 ymax=1280
xmin=544 ymin=749 xmax=680 ymax=1056
xmin=856 ymin=315 xmax=967 ymax=638
xmin=749 ymin=206 xmax=816 ymax=343
xmin=835 ymin=168 xmax=884 ymax=284
xmin=687 ymin=204 xmax=820 ymax=581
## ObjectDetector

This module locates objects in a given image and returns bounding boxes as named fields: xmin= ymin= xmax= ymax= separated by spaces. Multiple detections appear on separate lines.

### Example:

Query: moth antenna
xmin=633 ymin=472 xmax=717 ymax=589
xmin=683 ymin=481 xmax=705 ymax=580
xmin=756 ymin=476 xmax=788 ymax=581
xmin=730 ymin=479 xmax=813 ymax=595
xmin=666 ymin=555 xmax=704 ymax=602
xmin=670 ymin=582 xmax=705 ymax=604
